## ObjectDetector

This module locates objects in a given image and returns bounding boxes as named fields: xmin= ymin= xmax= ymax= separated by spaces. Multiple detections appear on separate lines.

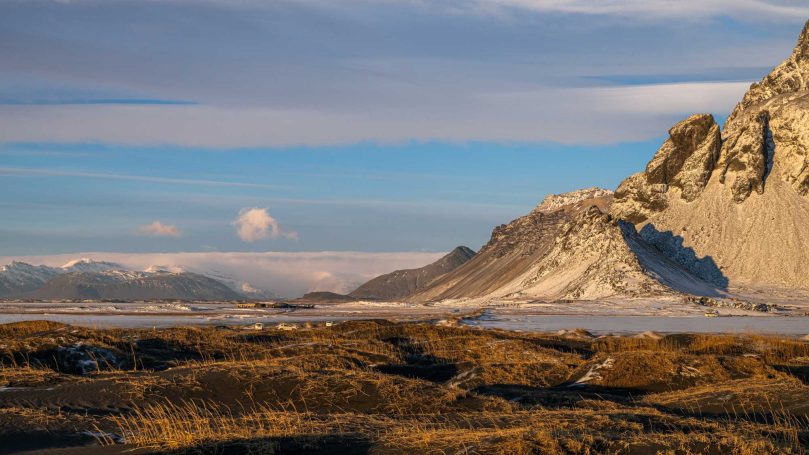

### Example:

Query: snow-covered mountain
xmin=29 ymin=270 xmax=241 ymax=301
xmin=0 ymin=261 xmax=62 ymax=296
xmin=410 ymin=22 xmax=809 ymax=302
xmin=61 ymin=258 xmax=124 ymax=273
xmin=0 ymin=258 xmax=267 ymax=300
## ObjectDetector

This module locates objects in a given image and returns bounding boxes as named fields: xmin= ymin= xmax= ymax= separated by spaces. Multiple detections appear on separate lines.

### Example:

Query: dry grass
xmin=0 ymin=320 xmax=807 ymax=453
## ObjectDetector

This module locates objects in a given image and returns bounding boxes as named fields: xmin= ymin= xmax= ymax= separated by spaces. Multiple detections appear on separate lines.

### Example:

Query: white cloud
xmin=486 ymin=81 xmax=751 ymax=116
xmin=137 ymin=220 xmax=181 ymax=237
xmin=0 ymin=251 xmax=447 ymax=298
xmin=585 ymin=81 xmax=752 ymax=115
xmin=233 ymin=207 xmax=298 ymax=242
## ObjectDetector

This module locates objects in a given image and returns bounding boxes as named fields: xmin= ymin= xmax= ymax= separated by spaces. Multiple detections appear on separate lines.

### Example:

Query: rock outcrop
xmin=349 ymin=246 xmax=475 ymax=300
xmin=612 ymin=114 xmax=721 ymax=223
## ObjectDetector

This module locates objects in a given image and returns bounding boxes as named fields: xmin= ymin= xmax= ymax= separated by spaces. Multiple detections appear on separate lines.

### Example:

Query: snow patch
xmin=570 ymin=357 xmax=614 ymax=387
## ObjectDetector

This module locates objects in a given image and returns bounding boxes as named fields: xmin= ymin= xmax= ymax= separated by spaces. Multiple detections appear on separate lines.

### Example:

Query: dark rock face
xmin=296 ymin=291 xmax=356 ymax=303
xmin=349 ymin=246 xmax=475 ymax=300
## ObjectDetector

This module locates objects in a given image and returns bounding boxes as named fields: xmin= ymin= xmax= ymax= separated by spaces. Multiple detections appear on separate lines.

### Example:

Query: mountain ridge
xmin=349 ymin=246 xmax=475 ymax=300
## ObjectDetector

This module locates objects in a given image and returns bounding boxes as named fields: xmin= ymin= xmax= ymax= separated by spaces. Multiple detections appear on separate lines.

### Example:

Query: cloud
xmin=0 ymin=0 xmax=801 ymax=147
xmin=233 ymin=207 xmax=298 ymax=242
xmin=0 ymin=81 xmax=754 ymax=146
xmin=0 ymin=251 xmax=447 ymax=298
xmin=137 ymin=221 xmax=181 ymax=237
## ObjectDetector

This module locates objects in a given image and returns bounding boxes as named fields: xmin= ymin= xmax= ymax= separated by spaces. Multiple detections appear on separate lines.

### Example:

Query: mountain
xmin=0 ymin=262 xmax=62 ymax=297
xmin=612 ymin=20 xmax=809 ymax=291
xmin=349 ymin=246 xmax=476 ymax=300
xmin=0 ymin=258 xmax=128 ymax=298
xmin=411 ymin=21 xmax=809 ymax=302
xmin=61 ymin=258 xmax=124 ymax=273
xmin=0 ymin=259 xmax=248 ymax=300
xmin=409 ymin=189 xmax=717 ymax=302
xmin=28 ymin=270 xmax=242 ymax=301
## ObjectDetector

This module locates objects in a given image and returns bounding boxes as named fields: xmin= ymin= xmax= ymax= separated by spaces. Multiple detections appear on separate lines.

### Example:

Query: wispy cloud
xmin=0 ymin=0 xmax=801 ymax=147
xmin=0 ymin=80 xmax=754 ymax=146
xmin=137 ymin=221 xmax=181 ymax=237
xmin=233 ymin=207 xmax=298 ymax=242
xmin=0 ymin=166 xmax=288 ymax=190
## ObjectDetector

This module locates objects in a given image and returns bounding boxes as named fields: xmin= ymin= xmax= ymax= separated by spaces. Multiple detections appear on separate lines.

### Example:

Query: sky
xmin=0 ymin=1 xmax=807 ymax=294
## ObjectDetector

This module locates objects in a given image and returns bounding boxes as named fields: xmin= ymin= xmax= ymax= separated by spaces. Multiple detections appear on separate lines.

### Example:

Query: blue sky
xmin=1 ymin=0 xmax=807 ymax=257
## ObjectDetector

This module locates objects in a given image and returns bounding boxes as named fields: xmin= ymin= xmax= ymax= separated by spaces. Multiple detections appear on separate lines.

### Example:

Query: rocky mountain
xmin=411 ymin=21 xmax=809 ymax=302
xmin=28 ymin=270 xmax=241 ymax=301
xmin=349 ymin=246 xmax=476 ymax=300
xmin=612 ymin=20 xmax=809 ymax=290
xmin=408 ymin=189 xmax=718 ymax=302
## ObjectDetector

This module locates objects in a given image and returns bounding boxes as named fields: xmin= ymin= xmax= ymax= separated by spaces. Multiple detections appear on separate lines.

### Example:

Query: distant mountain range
xmin=0 ymin=259 xmax=248 ymax=300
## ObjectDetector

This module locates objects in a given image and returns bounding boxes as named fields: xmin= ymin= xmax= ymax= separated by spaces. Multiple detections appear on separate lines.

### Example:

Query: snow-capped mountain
xmin=0 ymin=261 xmax=62 ymax=296
xmin=29 ymin=270 xmax=242 ymax=301
xmin=61 ymin=258 xmax=125 ymax=273
xmin=0 ymin=258 xmax=264 ymax=300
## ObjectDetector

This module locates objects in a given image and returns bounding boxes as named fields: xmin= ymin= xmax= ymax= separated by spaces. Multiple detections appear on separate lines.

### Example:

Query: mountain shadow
xmin=635 ymin=223 xmax=729 ymax=291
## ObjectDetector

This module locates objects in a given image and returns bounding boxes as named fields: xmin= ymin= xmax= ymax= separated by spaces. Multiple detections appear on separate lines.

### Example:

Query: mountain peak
xmin=448 ymin=246 xmax=475 ymax=259
xmin=727 ymin=20 xmax=809 ymax=126
xmin=61 ymin=259 xmax=125 ymax=273
xmin=797 ymin=19 xmax=809 ymax=60
xmin=3 ymin=261 xmax=34 ymax=271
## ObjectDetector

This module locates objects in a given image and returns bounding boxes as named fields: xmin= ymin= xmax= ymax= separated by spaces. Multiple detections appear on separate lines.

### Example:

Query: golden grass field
xmin=0 ymin=319 xmax=808 ymax=454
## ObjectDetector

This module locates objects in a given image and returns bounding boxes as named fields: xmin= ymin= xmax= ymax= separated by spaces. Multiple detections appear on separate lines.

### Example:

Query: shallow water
xmin=0 ymin=302 xmax=807 ymax=335
xmin=466 ymin=313 xmax=809 ymax=336
xmin=0 ymin=312 xmax=348 ymax=328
